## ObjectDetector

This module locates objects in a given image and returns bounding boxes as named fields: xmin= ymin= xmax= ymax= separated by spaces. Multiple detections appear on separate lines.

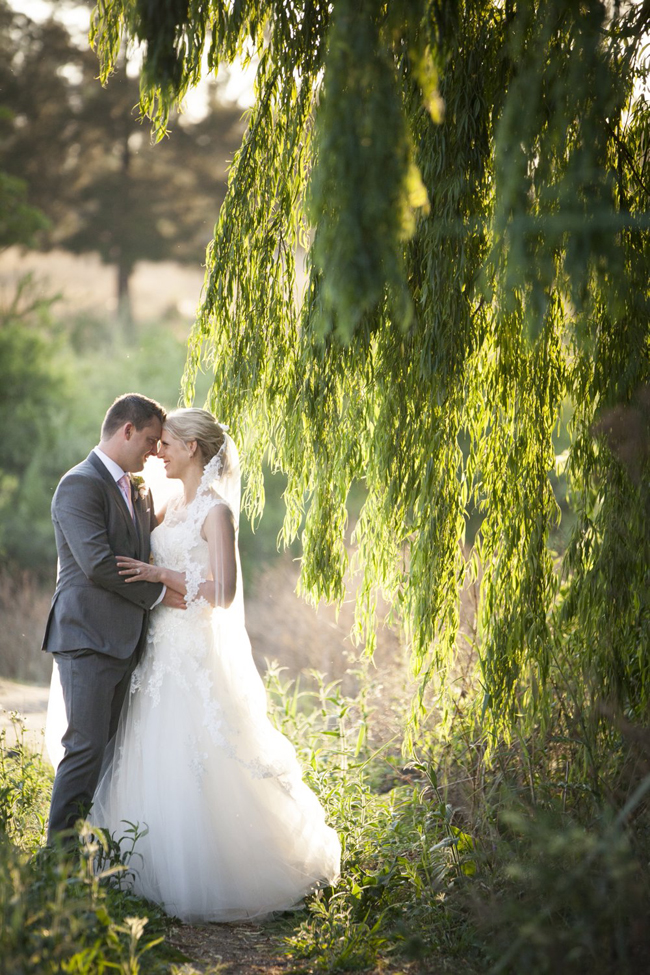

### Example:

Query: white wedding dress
xmin=91 ymin=443 xmax=340 ymax=922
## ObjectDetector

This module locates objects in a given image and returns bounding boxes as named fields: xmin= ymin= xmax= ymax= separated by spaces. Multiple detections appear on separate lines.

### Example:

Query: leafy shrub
xmin=472 ymin=797 xmax=650 ymax=975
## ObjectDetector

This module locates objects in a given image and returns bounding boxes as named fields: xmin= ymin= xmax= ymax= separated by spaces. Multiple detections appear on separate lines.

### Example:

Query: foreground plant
xmin=0 ymin=731 xmax=184 ymax=975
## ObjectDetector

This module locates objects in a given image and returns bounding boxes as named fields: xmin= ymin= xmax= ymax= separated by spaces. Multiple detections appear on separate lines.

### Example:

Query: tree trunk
xmin=116 ymin=259 xmax=133 ymax=333
xmin=116 ymin=53 xmax=133 ymax=337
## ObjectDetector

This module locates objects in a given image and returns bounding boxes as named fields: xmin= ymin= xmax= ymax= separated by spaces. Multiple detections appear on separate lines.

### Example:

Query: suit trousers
xmin=47 ymin=648 xmax=135 ymax=843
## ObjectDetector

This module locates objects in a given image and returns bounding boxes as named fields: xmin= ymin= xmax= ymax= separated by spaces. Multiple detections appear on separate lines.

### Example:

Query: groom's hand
xmin=162 ymin=588 xmax=187 ymax=610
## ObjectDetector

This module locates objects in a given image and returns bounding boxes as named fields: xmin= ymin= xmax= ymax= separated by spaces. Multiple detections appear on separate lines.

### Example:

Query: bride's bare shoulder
xmin=200 ymin=494 xmax=235 ymax=538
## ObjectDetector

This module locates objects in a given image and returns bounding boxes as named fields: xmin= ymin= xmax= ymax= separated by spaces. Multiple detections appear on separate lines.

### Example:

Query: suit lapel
xmin=132 ymin=486 xmax=148 ymax=556
xmin=86 ymin=451 xmax=139 ymax=546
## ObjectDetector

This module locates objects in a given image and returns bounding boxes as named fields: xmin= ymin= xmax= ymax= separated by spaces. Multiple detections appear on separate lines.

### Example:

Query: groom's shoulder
xmin=55 ymin=454 xmax=105 ymax=496
xmin=60 ymin=452 xmax=98 ymax=480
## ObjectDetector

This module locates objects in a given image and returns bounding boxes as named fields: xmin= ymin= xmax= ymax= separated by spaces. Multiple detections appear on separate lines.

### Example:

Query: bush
xmin=0 ymin=721 xmax=185 ymax=975
xmin=472 ymin=799 xmax=650 ymax=975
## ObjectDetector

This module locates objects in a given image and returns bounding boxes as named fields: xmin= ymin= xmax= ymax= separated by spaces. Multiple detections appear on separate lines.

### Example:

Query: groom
xmin=42 ymin=393 xmax=184 ymax=845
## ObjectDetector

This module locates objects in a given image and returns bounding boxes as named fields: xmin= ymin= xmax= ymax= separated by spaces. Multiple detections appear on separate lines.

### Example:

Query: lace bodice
xmin=151 ymin=494 xmax=215 ymax=606
xmin=131 ymin=489 xmax=231 ymax=714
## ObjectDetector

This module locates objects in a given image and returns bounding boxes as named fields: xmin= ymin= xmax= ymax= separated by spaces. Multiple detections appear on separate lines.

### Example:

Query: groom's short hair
xmin=101 ymin=393 xmax=166 ymax=439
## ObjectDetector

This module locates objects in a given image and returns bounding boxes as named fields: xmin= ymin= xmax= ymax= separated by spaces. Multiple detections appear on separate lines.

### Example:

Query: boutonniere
xmin=131 ymin=474 xmax=148 ymax=502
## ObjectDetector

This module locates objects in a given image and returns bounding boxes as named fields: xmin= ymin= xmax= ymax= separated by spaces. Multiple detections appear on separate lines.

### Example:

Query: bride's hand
xmin=116 ymin=556 xmax=162 ymax=583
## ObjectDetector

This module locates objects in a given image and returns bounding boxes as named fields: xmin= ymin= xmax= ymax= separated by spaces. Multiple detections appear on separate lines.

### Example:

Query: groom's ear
xmin=123 ymin=422 xmax=134 ymax=440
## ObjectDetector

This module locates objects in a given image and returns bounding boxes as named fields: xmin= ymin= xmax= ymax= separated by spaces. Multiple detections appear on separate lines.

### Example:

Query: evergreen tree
xmin=91 ymin=0 xmax=650 ymax=739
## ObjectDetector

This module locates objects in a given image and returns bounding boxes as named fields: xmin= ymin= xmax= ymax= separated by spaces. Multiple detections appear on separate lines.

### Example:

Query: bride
xmin=91 ymin=408 xmax=340 ymax=922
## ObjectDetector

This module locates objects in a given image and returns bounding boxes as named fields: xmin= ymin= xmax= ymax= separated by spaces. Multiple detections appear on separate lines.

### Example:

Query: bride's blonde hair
xmin=164 ymin=408 xmax=226 ymax=465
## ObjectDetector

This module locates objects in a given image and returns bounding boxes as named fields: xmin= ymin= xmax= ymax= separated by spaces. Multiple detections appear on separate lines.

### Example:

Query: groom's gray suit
xmin=43 ymin=450 xmax=163 ymax=840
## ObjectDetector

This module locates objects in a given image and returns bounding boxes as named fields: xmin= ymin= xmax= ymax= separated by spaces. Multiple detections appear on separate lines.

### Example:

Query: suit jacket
xmin=42 ymin=451 xmax=164 ymax=658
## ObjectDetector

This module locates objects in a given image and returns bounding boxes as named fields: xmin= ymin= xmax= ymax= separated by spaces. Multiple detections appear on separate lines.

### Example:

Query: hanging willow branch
xmin=91 ymin=0 xmax=650 ymax=743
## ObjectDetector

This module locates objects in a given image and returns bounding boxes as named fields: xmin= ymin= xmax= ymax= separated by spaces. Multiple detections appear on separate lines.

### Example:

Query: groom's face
xmin=123 ymin=419 xmax=162 ymax=472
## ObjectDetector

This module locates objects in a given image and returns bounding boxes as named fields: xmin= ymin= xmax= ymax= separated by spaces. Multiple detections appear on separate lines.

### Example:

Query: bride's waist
xmin=151 ymin=599 xmax=213 ymax=623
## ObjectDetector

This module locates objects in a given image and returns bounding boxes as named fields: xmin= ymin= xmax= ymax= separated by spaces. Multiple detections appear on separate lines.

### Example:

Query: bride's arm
xmin=116 ymin=503 xmax=237 ymax=607
xmin=202 ymin=502 xmax=237 ymax=608
xmin=116 ymin=558 xmax=186 ymax=593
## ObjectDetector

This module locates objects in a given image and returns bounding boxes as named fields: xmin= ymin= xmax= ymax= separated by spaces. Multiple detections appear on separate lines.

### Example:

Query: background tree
xmin=0 ymin=168 xmax=49 ymax=251
xmin=0 ymin=0 xmax=243 ymax=329
xmin=0 ymin=177 xmax=67 ymax=568
xmin=91 ymin=1 xmax=650 ymax=744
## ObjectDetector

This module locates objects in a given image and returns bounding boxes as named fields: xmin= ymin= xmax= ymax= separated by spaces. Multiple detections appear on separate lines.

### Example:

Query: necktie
xmin=118 ymin=474 xmax=135 ymax=520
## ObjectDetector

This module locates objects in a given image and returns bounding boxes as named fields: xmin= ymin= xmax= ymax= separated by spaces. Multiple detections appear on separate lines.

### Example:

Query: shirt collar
xmin=93 ymin=446 xmax=127 ymax=483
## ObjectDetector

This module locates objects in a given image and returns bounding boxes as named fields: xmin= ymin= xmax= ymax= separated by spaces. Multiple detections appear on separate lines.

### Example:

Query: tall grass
xmin=0 ymin=570 xmax=52 ymax=684
xmin=264 ymin=664 xmax=477 ymax=969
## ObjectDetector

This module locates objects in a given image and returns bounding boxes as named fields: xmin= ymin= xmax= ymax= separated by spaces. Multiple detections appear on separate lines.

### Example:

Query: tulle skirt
xmin=91 ymin=602 xmax=341 ymax=921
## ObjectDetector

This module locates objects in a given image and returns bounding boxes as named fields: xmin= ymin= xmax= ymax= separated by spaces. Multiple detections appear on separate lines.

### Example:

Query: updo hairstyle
xmin=164 ymin=408 xmax=226 ymax=466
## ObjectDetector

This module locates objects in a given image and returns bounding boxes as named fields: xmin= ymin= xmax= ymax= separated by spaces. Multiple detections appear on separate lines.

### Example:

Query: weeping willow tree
xmin=92 ymin=0 xmax=649 ymax=742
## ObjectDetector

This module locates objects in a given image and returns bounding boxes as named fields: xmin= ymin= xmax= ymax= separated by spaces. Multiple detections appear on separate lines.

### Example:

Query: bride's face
xmin=158 ymin=429 xmax=193 ymax=479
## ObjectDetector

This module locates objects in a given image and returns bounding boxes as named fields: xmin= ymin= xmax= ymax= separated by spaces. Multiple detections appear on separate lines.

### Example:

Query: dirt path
xmin=167 ymin=922 xmax=294 ymax=974
xmin=166 ymin=921 xmax=426 ymax=975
